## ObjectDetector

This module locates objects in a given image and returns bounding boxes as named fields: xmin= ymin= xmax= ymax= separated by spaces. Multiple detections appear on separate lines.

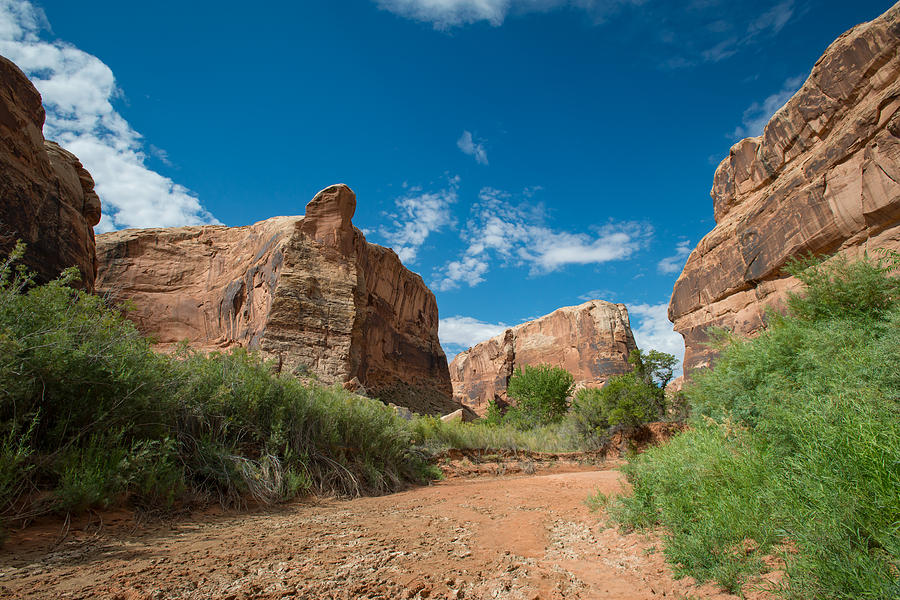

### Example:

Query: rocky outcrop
xmin=449 ymin=300 xmax=637 ymax=416
xmin=670 ymin=4 xmax=900 ymax=373
xmin=96 ymin=184 xmax=460 ymax=415
xmin=0 ymin=56 xmax=101 ymax=289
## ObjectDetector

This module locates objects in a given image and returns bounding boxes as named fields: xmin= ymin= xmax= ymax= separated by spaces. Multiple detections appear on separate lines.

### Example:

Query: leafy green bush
xmin=571 ymin=349 xmax=676 ymax=444
xmin=410 ymin=415 xmax=582 ymax=454
xmin=504 ymin=364 xmax=574 ymax=428
xmin=609 ymin=254 xmax=900 ymax=599
xmin=0 ymin=245 xmax=434 ymax=536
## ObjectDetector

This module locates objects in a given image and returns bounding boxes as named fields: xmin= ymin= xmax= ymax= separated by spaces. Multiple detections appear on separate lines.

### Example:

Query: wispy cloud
xmin=578 ymin=288 xmax=615 ymax=302
xmin=731 ymin=74 xmax=804 ymax=139
xmin=374 ymin=0 xmax=643 ymax=30
xmin=439 ymin=315 xmax=509 ymax=356
xmin=0 ymin=0 xmax=219 ymax=233
xmin=378 ymin=178 xmax=458 ymax=264
xmin=657 ymin=239 xmax=692 ymax=274
xmin=747 ymin=0 xmax=794 ymax=37
xmin=659 ymin=1 xmax=796 ymax=70
xmin=629 ymin=302 xmax=684 ymax=376
xmin=433 ymin=187 xmax=651 ymax=290
xmin=457 ymin=130 xmax=488 ymax=165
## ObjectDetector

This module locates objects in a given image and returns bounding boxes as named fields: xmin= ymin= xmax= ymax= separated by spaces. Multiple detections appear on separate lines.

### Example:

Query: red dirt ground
xmin=0 ymin=460 xmax=776 ymax=600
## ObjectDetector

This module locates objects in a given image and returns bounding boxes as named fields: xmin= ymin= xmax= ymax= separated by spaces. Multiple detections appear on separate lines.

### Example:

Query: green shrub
xmin=609 ymin=254 xmax=900 ymax=598
xmin=409 ymin=415 xmax=582 ymax=454
xmin=569 ymin=387 xmax=611 ymax=448
xmin=571 ymin=349 xmax=676 ymax=441
xmin=0 ymin=245 xmax=435 ymax=535
xmin=505 ymin=364 xmax=574 ymax=427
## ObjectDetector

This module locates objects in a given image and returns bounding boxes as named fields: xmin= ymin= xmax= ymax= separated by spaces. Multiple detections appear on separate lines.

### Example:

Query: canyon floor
xmin=0 ymin=459 xmax=774 ymax=600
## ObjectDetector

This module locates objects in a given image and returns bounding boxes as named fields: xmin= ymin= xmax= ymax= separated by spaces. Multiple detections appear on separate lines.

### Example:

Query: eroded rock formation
xmin=96 ymin=184 xmax=460 ymax=415
xmin=449 ymin=300 xmax=637 ymax=416
xmin=0 ymin=56 xmax=101 ymax=289
xmin=670 ymin=4 xmax=900 ymax=373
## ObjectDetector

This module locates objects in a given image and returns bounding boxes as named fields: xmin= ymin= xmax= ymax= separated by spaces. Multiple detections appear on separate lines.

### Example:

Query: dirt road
xmin=0 ymin=464 xmax=766 ymax=599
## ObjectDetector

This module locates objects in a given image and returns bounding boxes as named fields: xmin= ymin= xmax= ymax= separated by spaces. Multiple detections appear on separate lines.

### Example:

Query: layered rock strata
xmin=449 ymin=300 xmax=637 ymax=416
xmin=0 ymin=56 xmax=101 ymax=289
xmin=96 ymin=184 xmax=460 ymax=415
xmin=670 ymin=3 xmax=900 ymax=373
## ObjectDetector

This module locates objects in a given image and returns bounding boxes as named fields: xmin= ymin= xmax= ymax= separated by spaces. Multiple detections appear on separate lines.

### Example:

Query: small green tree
xmin=483 ymin=398 xmax=505 ymax=426
xmin=572 ymin=348 xmax=676 ymax=436
xmin=505 ymin=364 xmax=574 ymax=427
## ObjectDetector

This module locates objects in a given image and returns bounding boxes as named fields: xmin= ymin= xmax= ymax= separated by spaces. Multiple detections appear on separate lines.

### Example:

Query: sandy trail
xmin=0 ymin=465 xmax=762 ymax=599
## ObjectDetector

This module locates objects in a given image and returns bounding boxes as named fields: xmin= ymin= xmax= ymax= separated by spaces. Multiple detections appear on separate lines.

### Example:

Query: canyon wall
xmin=97 ymin=184 xmax=460 ymax=415
xmin=669 ymin=3 xmax=900 ymax=373
xmin=449 ymin=300 xmax=637 ymax=416
xmin=0 ymin=56 xmax=101 ymax=289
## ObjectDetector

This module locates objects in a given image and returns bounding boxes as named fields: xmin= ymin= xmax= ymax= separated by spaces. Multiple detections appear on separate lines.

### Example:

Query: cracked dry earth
xmin=0 ymin=465 xmax=770 ymax=600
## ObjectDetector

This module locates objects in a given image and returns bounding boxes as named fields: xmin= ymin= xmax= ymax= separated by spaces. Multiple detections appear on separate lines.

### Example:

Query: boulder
xmin=440 ymin=409 xmax=464 ymax=423
xmin=0 ymin=56 xmax=101 ymax=289
xmin=449 ymin=300 xmax=637 ymax=416
xmin=670 ymin=3 xmax=900 ymax=373
xmin=96 ymin=184 xmax=462 ymax=416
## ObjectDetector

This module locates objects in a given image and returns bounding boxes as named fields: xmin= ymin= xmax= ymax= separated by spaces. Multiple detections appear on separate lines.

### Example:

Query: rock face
xmin=0 ymin=56 xmax=101 ymax=289
xmin=449 ymin=300 xmax=637 ymax=416
xmin=670 ymin=4 xmax=900 ymax=373
xmin=96 ymin=184 xmax=460 ymax=415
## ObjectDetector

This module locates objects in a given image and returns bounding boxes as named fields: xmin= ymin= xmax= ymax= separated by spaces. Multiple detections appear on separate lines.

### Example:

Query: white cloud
xmin=0 ymin=1 xmax=219 ymax=232
xmin=439 ymin=315 xmax=509 ymax=353
xmin=747 ymin=0 xmax=794 ymax=37
xmin=628 ymin=302 xmax=684 ymax=377
xmin=379 ymin=179 xmax=458 ymax=264
xmin=374 ymin=0 xmax=642 ymax=29
xmin=433 ymin=187 xmax=651 ymax=290
xmin=732 ymin=74 xmax=804 ymax=139
xmin=435 ymin=255 xmax=490 ymax=290
xmin=657 ymin=239 xmax=692 ymax=274
xmin=578 ymin=288 xmax=614 ymax=302
xmin=457 ymin=130 xmax=488 ymax=165
xmin=531 ymin=225 xmax=644 ymax=270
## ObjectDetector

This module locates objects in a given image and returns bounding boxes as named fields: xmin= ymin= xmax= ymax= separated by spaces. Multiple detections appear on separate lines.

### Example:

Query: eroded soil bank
xmin=0 ymin=464 xmax=772 ymax=599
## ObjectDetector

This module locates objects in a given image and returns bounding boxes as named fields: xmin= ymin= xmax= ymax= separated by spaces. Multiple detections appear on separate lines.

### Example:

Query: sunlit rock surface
xmin=670 ymin=3 xmax=900 ymax=372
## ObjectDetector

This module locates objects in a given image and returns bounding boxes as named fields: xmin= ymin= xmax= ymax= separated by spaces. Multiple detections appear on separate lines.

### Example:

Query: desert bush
xmin=503 ymin=364 xmax=575 ymax=428
xmin=608 ymin=254 xmax=900 ymax=598
xmin=571 ymin=349 xmax=676 ymax=445
xmin=0 ymin=245 xmax=434 ymax=538
xmin=410 ymin=415 xmax=582 ymax=454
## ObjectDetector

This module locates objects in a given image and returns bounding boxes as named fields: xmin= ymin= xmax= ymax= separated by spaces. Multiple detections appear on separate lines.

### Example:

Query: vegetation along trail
xmin=0 ymin=463 xmax=770 ymax=600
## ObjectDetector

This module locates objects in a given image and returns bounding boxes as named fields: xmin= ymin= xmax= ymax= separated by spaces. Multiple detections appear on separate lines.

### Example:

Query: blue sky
xmin=0 ymin=0 xmax=894 ymax=371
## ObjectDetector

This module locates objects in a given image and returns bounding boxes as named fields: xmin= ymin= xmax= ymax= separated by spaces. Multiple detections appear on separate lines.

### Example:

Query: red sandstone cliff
xmin=449 ymin=300 xmax=637 ymax=416
xmin=0 ymin=56 xmax=101 ymax=289
xmin=96 ymin=184 xmax=460 ymax=415
xmin=670 ymin=3 xmax=900 ymax=373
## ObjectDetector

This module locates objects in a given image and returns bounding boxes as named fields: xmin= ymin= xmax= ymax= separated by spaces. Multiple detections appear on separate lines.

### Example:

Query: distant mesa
xmin=0 ymin=55 xmax=101 ymax=290
xmin=670 ymin=2 xmax=900 ymax=374
xmin=96 ymin=183 xmax=466 ymax=416
xmin=449 ymin=299 xmax=637 ymax=416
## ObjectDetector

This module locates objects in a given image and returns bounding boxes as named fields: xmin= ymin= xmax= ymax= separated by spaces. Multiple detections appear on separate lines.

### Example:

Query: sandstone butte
xmin=449 ymin=300 xmax=637 ymax=416
xmin=669 ymin=2 xmax=900 ymax=373
xmin=96 ymin=184 xmax=466 ymax=417
xmin=0 ymin=56 xmax=101 ymax=290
